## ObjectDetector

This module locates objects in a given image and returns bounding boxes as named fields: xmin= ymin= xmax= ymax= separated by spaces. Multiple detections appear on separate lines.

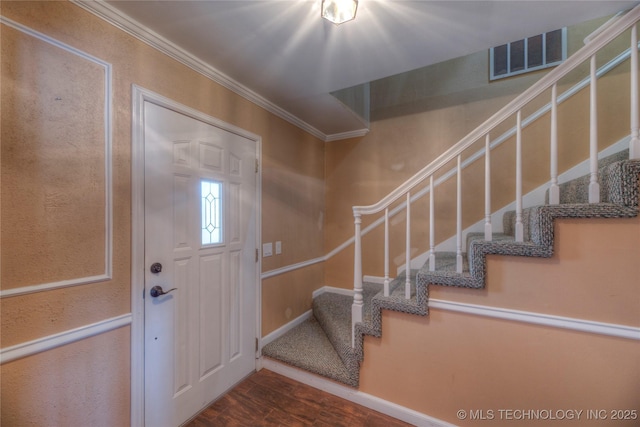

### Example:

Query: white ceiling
xmin=97 ymin=0 xmax=638 ymax=139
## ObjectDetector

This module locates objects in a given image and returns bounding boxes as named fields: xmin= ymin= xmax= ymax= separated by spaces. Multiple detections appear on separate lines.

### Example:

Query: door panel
xmin=143 ymin=101 xmax=257 ymax=427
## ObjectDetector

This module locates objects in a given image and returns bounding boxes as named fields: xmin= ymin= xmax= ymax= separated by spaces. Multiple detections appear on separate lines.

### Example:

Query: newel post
xmin=352 ymin=213 xmax=363 ymax=347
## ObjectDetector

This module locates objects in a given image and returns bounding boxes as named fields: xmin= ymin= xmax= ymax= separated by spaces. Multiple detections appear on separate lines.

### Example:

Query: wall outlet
xmin=275 ymin=241 xmax=282 ymax=255
xmin=262 ymin=242 xmax=273 ymax=257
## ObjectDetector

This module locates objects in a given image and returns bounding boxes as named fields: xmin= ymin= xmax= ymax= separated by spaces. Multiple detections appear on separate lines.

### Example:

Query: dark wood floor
xmin=185 ymin=368 xmax=414 ymax=427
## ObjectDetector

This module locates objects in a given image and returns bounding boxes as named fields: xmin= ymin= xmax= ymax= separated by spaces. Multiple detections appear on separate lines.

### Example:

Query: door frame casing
xmin=130 ymin=85 xmax=262 ymax=427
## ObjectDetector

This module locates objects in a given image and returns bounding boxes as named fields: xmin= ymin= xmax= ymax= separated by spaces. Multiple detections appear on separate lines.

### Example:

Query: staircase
xmin=261 ymin=151 xmax=640 ymax=387
xmin=263 ymin=6 xmax=640 ymax=389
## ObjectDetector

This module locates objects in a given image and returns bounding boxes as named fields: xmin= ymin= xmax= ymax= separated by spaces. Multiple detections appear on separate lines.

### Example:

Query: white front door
xmin=143 ymin=101 xmax=258 ymax=427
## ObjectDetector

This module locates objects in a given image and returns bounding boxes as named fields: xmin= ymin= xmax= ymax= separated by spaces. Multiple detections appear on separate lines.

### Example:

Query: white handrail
xmin=341 ymin=40 xmax=639 ymax=259
xmin=352 ymin=5 xmax=640 ymax=218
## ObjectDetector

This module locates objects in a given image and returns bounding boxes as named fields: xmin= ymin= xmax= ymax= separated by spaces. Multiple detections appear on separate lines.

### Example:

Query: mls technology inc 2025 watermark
xmin=456 ymin=408 xmax=638 ymax=422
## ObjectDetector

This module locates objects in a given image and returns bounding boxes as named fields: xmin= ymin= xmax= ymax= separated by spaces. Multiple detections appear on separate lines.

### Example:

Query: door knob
xmin=150 ymin=285 xmax=177 ymax=298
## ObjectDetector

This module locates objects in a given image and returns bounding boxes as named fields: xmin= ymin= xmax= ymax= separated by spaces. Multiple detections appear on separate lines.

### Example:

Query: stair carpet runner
xmin=262 ymin=151 xmax=640 ymax=388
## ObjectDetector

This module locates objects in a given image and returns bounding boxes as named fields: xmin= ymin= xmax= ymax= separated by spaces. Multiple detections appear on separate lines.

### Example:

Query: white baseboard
xmin=260 ymin=358 xmax=457 ymax=427
xmin=312 ymin=285 xmax=353 ymax=298
xmin=363 ymin=275 xmax=386 ymax=285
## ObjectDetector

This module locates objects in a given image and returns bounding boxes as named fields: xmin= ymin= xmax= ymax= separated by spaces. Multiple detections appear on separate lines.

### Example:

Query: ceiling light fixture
xmin=321 ymin=0 xmax=358 ymax=25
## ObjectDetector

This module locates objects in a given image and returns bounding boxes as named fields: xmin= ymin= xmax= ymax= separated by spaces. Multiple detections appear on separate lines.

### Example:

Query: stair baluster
xmin=384 ymin=208 xmax=390 ymax=297
xmin=589 ymin=55 xmax=601 ymax=203
xmin=484 ymin=134 xmax=492 ymax=240
xmin=456 ymin=156 xmax=463 ymax=272
xmin=549 ymin=84 xmax=560 ymax=204
xmin=405 ymin=192 xmax=411 ymax=298
xmin=631 ymin=24 xmax=639 ymax=159
xmin=429 ymin=176 xmax=435 ymax=271
xmin=515 ymin=111 xmax=524 ymax=242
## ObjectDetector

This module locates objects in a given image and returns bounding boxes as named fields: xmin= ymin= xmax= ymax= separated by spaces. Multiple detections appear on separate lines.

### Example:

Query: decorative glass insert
xmin=201 ymin=180 xmax=223 ymax=245
xmin=490 ymin=28 xmax=567 ymax=81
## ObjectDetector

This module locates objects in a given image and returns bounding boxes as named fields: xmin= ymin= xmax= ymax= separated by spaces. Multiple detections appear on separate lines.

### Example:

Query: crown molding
xmin=325 ymin=127 xmax=370 ymax=142
xmin=71 ymin=0 xmax=333 ymax=141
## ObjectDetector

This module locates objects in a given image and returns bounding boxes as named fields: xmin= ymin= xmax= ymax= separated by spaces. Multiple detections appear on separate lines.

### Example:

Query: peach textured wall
xmin=1 ymin=328 xmax=131 ymax=427
xmin=1 ymin=1 xmax=324 ymax=425
xmin=361 ymin=311 xmax=639 ymax=427
xmin=262 ymin=264 xmax=324 ymax=336
xmin=2 ymin=23 xmax=106 ymax=289
xmin=359 ymin=215 xmax=640 ymax=426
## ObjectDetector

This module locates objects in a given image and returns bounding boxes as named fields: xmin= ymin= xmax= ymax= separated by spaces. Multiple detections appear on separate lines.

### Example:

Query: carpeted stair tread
xmin=261 ymin=317 xmax=358 ymax=387
xmin=356 ymin=270 xmax=427 ymax=340
xmin=504 ymin=151 xmax=636 ymax=238
xmin=312 ymin=292 xmax=355 ymax=373
xmin=412 ymin=251 xmax=477 ymax=288
xmin=466 ymin=232 xmax=513 ymax=246
xmin=545 ymin=149 xmax=630 ymax=204
xmin=313 ymin=283 xmax=382 ymax=375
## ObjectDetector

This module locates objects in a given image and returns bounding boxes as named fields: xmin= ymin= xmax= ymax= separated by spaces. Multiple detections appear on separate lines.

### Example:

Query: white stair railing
xmin=351 ymin=6 xmax=640 ymax=346
xmin=349 ymin=38 xmax=638 ymax=258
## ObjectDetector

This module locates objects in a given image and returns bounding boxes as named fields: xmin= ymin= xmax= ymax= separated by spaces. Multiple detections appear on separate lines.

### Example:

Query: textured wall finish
xmin=1 ymin=23 xmax=109 ymax=291
xmin=361 ymin=309 xmax=639 ymax=427
xmin=0 ymin=327 xmax=131 ymax=427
